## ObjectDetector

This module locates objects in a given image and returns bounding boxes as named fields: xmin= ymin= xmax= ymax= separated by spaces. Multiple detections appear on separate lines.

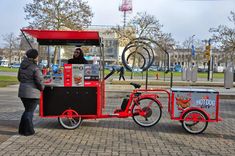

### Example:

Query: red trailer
xmin=170 ymin=88 xmax=222 ymax=134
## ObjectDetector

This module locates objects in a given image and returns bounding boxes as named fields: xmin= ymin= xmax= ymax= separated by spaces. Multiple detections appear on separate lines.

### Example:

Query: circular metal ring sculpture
xmin=126 ymin=51 xmax=146 ymax=70
xmin=121 ymin=38 xmax=169 ymax=72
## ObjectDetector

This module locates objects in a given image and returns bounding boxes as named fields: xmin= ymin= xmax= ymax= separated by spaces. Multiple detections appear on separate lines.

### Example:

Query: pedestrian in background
xmin=118 ymin=65 xmax=125 ymax=81
xmin=18 ymin=49 xmax=44 ymax=136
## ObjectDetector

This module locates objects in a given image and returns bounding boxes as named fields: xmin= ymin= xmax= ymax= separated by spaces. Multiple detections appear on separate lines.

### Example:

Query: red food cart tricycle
xmin=21 ymin=29 xmax=222 ymax=134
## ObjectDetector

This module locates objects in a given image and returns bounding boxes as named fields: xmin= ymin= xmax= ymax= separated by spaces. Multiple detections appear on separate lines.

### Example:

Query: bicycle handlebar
xmin=104 ymin=67 xmax=116 ymax=80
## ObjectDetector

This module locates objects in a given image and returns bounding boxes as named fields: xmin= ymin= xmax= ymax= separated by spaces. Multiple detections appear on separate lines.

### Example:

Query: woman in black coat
xmin=18 ymin=49 xmax=44 ymax=136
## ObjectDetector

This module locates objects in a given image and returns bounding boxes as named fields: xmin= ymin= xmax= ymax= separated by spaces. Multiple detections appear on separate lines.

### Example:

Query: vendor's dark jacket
xmin=18 ymin=58 xmax=44 ymax=99
xmin=68 ymin=57 xmax=88 ymax=64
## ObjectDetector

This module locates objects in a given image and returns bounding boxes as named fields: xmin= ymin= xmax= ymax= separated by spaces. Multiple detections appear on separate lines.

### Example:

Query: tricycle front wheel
xmin=182 ymin=110 xmax=208 ymax=134
xmin=58 ymin=116 xmax=82 ymax=130
xmin=132 ymin=97 xmax=162 ymax=127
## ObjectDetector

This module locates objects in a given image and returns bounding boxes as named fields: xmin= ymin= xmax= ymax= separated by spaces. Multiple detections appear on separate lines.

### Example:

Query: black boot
xmin=18 ymin=112 xmax=35 ymax=136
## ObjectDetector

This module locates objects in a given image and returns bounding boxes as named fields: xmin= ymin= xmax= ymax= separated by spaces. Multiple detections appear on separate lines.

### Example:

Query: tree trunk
xmin=53 ymin=46 xmax=58 ymax=65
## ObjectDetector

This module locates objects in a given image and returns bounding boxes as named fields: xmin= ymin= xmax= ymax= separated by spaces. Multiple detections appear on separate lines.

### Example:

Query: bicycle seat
xmin=130 ymin=82 xmax=141 ymax=89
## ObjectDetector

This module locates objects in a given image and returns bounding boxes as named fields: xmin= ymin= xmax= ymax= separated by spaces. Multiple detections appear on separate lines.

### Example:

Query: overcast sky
xmin=0 ymin=0 xmax=234 ymax=47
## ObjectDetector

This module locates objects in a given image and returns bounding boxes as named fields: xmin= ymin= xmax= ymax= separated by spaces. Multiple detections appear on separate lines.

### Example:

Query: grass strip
xmin=0 ymin=75 xmax=18 ymax=87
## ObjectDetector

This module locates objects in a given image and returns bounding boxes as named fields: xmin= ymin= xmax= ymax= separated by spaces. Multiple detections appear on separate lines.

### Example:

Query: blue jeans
xmin=19 ymin=98 xmax=38 ymax=136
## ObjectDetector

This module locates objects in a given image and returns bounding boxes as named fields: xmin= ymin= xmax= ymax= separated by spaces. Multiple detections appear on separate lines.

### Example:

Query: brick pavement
xmin=0 ymin=85 xmax=235 ymax=155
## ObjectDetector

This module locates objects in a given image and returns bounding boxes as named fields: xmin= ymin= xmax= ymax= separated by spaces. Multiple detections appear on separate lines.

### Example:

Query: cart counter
xmin=43 ymin=64 xmax=99 ymax=87
xmin=170 ymin=88 xmax=219 ymax=120
xmin=40 ymin=64 xmax=102 ymax=117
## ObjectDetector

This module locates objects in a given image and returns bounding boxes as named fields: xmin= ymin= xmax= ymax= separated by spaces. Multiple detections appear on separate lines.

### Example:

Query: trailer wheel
xmin=182 ymin=110 xmax=208 ymax=134
xmin=58 ymin=109 xmax=82 ymax=129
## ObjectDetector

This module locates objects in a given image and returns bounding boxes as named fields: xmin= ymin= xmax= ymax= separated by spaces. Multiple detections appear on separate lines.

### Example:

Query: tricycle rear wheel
xmin=182 ymin=110 xmax=208 ymax=134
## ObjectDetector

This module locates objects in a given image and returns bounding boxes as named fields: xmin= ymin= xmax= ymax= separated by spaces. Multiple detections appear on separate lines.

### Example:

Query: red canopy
xmin=21 ymin=29 xmax=100 ymax=46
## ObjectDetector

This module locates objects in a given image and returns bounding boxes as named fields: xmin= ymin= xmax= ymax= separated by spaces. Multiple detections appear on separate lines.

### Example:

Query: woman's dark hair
xmin=74 ymin=48 xmax=84 ymax=58
xmin=26 ymin=49 xmax=38 ymax=59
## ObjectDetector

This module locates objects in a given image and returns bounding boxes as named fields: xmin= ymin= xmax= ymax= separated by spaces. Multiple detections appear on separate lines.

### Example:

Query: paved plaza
xmin=0 ymin=85 xmax=234 ymax=155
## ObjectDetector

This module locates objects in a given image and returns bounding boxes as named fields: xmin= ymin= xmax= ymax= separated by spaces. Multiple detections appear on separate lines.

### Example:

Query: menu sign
xmin=84 ymin=64 xmax=99 ymax=80
xmin=43 ymin=67 xmax=64 ymax=86
xmin=46 ymin=64 xmax=99 ymax=87
xmin=52 ymin=68 xmax=64 ymax=86
xmin=72 ymin=64 xmax=84 ymax=86
xmin=64 ymin=64 xmax=72 ymax=86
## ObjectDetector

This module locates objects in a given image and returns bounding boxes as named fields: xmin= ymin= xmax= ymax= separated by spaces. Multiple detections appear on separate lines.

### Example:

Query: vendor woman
xmin=68 ymin=48 xmax=88 ymax=64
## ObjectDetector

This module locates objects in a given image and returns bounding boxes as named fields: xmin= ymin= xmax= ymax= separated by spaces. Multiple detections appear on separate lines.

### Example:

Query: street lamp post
xmin=191 ymin=35 xmax=196 ymax=61
xmin=203 ymin=39 xmax=213 ymax=81
xmin=209 ymin=39 xmax=214 ymax=82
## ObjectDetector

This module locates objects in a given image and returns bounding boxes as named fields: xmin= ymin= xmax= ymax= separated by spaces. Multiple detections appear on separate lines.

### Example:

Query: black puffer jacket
xmin=18 ymin=58 xmax=44 ymax=99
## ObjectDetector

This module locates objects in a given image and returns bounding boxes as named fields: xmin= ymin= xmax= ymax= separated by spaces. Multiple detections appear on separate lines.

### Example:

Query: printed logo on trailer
xmin=196 ymin=96 xmax=215 ymax=108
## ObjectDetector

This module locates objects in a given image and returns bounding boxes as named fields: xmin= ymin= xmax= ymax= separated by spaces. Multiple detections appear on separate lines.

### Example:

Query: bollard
xmin=170 ymin=72 xmax=173 ymax=88
xmin=156 ymin=73 xmax=159 ymax=80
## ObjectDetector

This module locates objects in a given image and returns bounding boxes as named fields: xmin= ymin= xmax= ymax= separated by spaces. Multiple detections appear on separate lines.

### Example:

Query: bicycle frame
xmin=112 ymin=88 xmax=171 ymax=118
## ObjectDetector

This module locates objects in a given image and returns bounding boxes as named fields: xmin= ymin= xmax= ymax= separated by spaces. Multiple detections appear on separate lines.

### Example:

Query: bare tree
xmin=111 ymin=12 xmax=175 ymax=71
xmin=155 ymin=32 xmax=175 ymax=50
xmin=154 ymin=32 xmax=175 ymax=68
xmin=2 ymin=33 xmax=19 ymax=65
xmin=129 ymin=12 xmax=162 ymax=38
xmin=110 ymin=12 xmax=163 ymax=47
xmin=181 ymin=36 xmax=196 ymax=66
xmin=24 ymin=0 xmax=93 ymax=64
xmin=0 ymin=49 xmax=4 ymax=60
xmin=18 ymin=34 xmax=35 ymax=51
xmin=109 ymin=26 xmax=135 ymax=47
xmin=25 ymin=0 xmax=93 ymax=30
xmin=131 ymin=13 xmax=174 ymax=51
xmin=209 ymin=11 xmax=235 ymax=62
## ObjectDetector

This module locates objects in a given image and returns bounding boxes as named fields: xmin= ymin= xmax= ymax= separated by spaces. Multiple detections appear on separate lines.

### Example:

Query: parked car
xmin=149 ymin=66 xmax=159 ymax=71
xmin=10 ymin=63 xmax=20 ymax=68
xmin=133 ymin=67 xmax=143 ymax=72
xmin=174 ymin=65 xmax=182 ymax=72
xmin=215 ymin=66 xmax=224 ymax=73
xmin=0 ymin=59 xmax=9 ymax=67
xmin=105 ymin=64 xmax=120 ymax=71
xmin=198 ymin=67 xmax=208 ymax=72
